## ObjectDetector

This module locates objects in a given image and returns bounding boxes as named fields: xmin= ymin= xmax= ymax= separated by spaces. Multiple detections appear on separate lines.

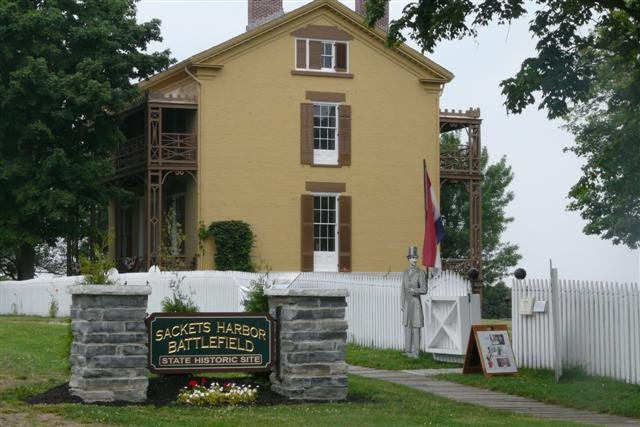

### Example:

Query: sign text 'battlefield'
xmin=146 ymin=312 xmax=274 ymax=373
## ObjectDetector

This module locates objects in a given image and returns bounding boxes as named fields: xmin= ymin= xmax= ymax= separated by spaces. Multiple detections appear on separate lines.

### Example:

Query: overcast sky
xmin=137 ymin=0 xmax=639 ymax=282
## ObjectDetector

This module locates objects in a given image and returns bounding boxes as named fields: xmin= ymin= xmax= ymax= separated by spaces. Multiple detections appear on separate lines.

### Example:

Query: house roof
xmin=139 ymin=0 xmax=454 ymax=90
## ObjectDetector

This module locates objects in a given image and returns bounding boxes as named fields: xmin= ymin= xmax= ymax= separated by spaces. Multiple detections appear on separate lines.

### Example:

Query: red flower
xmin=200 ymin=377 xmax=207 ymax=385
xmin=224 ymin=382 xmax=231 ymax=388
xmin=188 ymin=379 xmax=198 ymax=388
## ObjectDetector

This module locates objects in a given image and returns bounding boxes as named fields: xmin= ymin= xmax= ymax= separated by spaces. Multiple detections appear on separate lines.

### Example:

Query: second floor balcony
xmin=115 ymin=93 xmax=198 ymax=178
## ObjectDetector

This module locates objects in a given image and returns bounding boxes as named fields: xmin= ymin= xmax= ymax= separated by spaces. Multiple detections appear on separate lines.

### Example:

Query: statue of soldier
xmin=401 ymin=246 xmax=428 ymax=358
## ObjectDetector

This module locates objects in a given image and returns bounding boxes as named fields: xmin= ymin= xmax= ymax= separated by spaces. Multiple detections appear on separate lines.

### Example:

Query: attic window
xmin=295 ymin=38 xmax=349 ymax=73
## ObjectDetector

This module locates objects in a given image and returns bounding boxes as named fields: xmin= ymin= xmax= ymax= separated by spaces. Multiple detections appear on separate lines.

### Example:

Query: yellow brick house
xmin=110 ymin=0 xmax=454 ymax=273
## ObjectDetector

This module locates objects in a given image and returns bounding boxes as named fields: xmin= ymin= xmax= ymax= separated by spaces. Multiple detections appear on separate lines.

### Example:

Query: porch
xmin=111 ymin=92 xmax=198 ymax=272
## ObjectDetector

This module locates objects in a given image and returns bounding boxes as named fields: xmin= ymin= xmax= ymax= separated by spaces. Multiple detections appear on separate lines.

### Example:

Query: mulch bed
xmin=26 ymin=375 xmax=298 ymax=407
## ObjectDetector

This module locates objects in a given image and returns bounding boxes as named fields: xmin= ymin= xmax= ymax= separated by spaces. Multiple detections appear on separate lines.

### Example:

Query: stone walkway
xmin=348 ymin=365 xmax=640 ymax=427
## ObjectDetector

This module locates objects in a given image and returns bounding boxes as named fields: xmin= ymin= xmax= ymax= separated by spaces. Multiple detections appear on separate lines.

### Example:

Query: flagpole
xmin=422 ymin=159 xmax=429 ymax=281
xmin=422 ymin=159 xmax=428 ymax=218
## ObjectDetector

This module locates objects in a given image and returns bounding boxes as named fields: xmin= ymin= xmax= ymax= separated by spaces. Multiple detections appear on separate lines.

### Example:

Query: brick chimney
xmin=247 ymin=0 xmax=284 ymax=31
xmin=355 ymin=0 xmax=389 ymax=32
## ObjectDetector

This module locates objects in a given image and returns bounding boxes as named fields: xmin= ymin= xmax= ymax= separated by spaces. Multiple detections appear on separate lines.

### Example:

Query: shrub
xmin=80 ymin=242 xmax=116 ymax=285
xmin=208 ymin=221 xmax=254 ymax=271
xmin=243 ymin=271 xmax=270 ymax=313
xmin=161 ymin=273 xmax=198 ymax=313
xmin=47 ymin=288 xmax=59 ymax=318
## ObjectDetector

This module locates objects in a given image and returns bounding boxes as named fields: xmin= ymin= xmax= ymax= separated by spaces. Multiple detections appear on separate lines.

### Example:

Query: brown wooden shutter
xmin=335 ymin=42 xmax=347 ymax=72
xmin=296 ymin=39 xmax=307 ymax=69
xmin=338 ymin=104 xmax=351 ymax=166
xmin=338 ymin=195 xmax=351 ymax=272
xmin=301 ymin=194 xmax=314 ymax=272
xmin=300 ymin=103 xmax=314 ymax=165
xmin=309 ymin=40 xmax=322 ymax=70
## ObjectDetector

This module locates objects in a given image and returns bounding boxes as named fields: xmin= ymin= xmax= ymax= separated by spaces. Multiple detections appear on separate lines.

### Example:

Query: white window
xmin=321 ymin=42 xmax=333 ymax=69
xmin=313 ymin=103 xmax=339 ymax=165
xmin=313 ymin=194 xmax=339 ymax=272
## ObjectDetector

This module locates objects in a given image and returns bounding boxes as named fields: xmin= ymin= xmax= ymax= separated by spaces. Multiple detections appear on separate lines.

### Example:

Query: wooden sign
xmin=463 ymin=324 xmax=517 ymax=377
xmin=146 ymin=312 xmax=275 ymax=374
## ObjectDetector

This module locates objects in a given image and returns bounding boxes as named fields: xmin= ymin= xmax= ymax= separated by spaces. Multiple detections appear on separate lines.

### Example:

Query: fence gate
xmin=425 ymin=295 xmax=481 ymax=362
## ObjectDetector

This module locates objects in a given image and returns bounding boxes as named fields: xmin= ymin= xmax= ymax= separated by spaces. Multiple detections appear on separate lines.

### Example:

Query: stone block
xmin=282 ymin=363 xmax=333 ymax=375
xmin=317 ymin=298 xmax=348 ymax=308
xmin=116 ymin=344 xmax=147 ymax=356
xmin=73 ymin=320 xmax=125 ymax=334
xmin=280 ymin=307 xmax=345 ymax=321
xmin=279 ymin=319 xmax=348 ymax=333
xmin=72 ymin=343 xmax=117 ymax=358
xmin=75 ymin=367 xmax=149 ymax=379
xmin=125 ymin=321 xmax=148 ymax=332
xmin=79 ymin=332 xmax=147 ymax=344
xmin=279 ymin=330 xmax=347 ymax=342
xmin=281 ymin=340 xmax=339 ymax=352
xmin=74 ymin=295 xmax=148 ymax=309
xmin=88 ymin=355 xmax=147 ymax=369
xmin=70 ymin=389 xmax=115 ymax=402
xmin=102 ymin=308 xmax=147 ymax=321
xmin=72 ymin=308 xmax=104 ymax=321
xmin=287 ymin=351 xmax=342 ymax=364
xmin=281 ymin=376 xmax=347 ymax=388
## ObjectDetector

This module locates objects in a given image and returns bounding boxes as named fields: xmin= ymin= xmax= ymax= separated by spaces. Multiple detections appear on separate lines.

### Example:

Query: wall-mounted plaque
xmin=519 ymin=297 xmax=534 ymax=315
xmin=533 ymin=299 xmax=548 ymax=313
xmin=146 ymin=312 xmax=274 ymax=374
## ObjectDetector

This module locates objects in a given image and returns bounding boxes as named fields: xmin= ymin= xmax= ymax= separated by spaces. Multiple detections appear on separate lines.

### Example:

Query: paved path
xmin=348 ymin=365 xmax=640 ymax=427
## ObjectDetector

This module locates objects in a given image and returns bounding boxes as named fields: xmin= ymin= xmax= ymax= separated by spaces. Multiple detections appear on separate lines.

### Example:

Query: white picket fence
xmin=512 ymin=279 xmax=640 ymax=385
xmin=0 ymin=269 xmax=471 ymax=354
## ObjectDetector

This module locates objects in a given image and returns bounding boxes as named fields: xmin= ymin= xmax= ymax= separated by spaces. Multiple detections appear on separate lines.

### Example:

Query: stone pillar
xmin=266 ymin=288 xmax=349 ymax=401
xmin=68 ymin=285 xmax=151 ymax=402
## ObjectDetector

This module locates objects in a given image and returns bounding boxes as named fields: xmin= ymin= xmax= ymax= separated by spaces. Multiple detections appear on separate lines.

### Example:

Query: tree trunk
xmin=16 ymin=244 xmax=35 ymax=280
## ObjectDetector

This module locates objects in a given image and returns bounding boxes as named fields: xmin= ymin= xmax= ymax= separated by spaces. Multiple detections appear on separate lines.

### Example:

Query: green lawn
xmin=0 ymin=315 xmax=579 ymax=426
xmin=346 ymin=344 xmax=459 ymax=370
xmin=437 ymin=368 xmax=640 ymax=419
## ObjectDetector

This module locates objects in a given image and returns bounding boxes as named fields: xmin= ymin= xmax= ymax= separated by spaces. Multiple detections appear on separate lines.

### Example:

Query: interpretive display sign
xmin=146 ymin=312 xmax=274 ymax=373
xmin=463 ymin=324 xmax=518 ymax=377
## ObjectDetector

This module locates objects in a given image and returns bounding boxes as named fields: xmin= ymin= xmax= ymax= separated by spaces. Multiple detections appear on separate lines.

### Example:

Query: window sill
xmin=291 ymin=70 xmax=354 ymax=79
xmin=309 ymin=163 xmax=344 ymax=168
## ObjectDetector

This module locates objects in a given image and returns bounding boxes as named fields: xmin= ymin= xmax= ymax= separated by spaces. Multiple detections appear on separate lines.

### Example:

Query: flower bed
xmin=177 ymin=377 xmax=259 ymax=406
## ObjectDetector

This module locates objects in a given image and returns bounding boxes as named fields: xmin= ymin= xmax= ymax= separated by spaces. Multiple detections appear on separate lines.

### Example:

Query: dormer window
xmin=296 ymin=39 xmax=348 ymax=73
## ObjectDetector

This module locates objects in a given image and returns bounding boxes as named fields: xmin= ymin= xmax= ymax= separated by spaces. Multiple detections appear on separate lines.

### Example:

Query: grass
xmin=437 ymin=367 xmax=640 ymax=419
xmin=346 ymin=344 xmax=459 ymax=370
xmin=0 ymin=315 xmax=581 ymax=426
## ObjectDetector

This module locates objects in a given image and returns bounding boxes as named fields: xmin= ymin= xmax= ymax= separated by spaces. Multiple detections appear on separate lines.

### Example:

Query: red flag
xmin=422 ymin=160 xmax=444 ymax=269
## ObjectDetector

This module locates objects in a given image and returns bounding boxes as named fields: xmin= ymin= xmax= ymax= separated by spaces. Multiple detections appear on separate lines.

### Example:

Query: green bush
xmin=208 ymin=220 xmax=254 ymax=271
xmin=243 ymin=272 xmax=269 ymax=312
xmin=482 ymin=282 xmax=512 ymax=319
xmin=161 ymin=273 xmax=198 ymax=313
xmin=80 ymin=242 xmax=116 ymax=285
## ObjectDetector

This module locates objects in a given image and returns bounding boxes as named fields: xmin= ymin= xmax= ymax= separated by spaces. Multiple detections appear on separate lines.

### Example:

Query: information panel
xmin=146 ymin=312 xmax=274 ymax=373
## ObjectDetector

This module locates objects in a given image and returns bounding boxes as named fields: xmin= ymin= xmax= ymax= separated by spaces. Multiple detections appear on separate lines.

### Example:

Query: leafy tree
xmin=364 ymin=0 xmax=640 ymax=248
xmin=440 ymin=132 xmax=521 ymax=289
xmin=0 ymin=0 xmax=173 ymax=279
xmin=481 ymin=282 xmax=511 ymax=319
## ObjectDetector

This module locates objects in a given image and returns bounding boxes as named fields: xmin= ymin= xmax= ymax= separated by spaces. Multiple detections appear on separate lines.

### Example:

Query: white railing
xmin=512 ymin=278 xmax=640 ymax=385
xmin=0 ymin=269 xmax=471 ymax=353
